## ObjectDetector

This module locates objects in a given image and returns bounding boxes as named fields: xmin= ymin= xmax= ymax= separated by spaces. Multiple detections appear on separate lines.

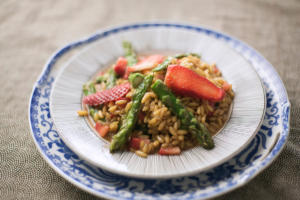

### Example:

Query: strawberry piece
xmin=83 ymin=83 xmax=131 ymax=106
xmin=207 ymin=102 xmax=215 ymax=116
xmin=165 ymin=65 xmax=225 ymax=101
xmin=95 ymin=123 xmax=109 ymax=137
xmin=97 ymin=71 xmax=105 ymax=76
xmin=114 ymin=57 xmax=128 ymax=76
xmin=130 ymin=137 xmax=150 ymax=150
xmin=222 ymin=81 xmax=232 ymax=92
xmin=158 ymin=147 xmax=181 ymax=155
xmin=130 ymin=55 xmax=164 ymax=72
xmin=123 ymin=66 xmax=135 ymax=79
xmin=116 ymin=97 xmax=129 ymax=101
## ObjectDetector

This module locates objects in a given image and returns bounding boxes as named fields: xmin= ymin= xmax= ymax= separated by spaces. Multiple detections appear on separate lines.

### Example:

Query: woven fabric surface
xmin=0 ymin=0 xmax=299 ymax=199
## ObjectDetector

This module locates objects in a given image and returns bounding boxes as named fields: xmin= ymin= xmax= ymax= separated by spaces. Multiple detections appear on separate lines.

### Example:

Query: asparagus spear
xmin=123 ymin=41 xmax=138 ymax=66
xmin=89 ymin=82 xmax=96 ymax=93
xmin=152 ymin=56 xmax=174 ymax=72
xmin=106 ymin=69 xmax=117 ymax=89
xmin=89 ymin=108 xmax=96 ymax=117
xmin=151 ymin=80 xmax=214 ymax=149
xmin=96 ymin=76 xmax=106 ymax=83
xmin=189 ymin=53 xmax=201 ymax=58
xmin=83 ymin=86 xmax=89 ymax=96
xmin=128 ymin=73 xmax=144 ymax=88
xmin=84 ymin=69 xmax=115 ymax=96
xmin=175 ymin=53 xmax=201 ymax=59
xmin=152 ymin=53 xmax=201 ymax=72
xmin=110 ymin=74 xmax=154 ymax=152
xmin=83 ymin=82 xmax=96 ymax=96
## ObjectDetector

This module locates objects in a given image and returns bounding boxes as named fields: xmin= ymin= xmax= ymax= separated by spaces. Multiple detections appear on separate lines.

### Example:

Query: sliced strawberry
xmin=95 ymin=123 xmax=109 ymax=137
xmin=130 ymin=137 xmax=150 ymax=150
xmin=123 ymin=66 xmax=135 ymax=79
xmin=114 ymin=57 xmax=128 ymax=76
xmin=83 ymin=83 xmax=131 ymax=106
xmin=165 ymin=65 xmax=225 ymax=101
xmin=158 ymin=147 xmax=181 ymax=155
xmin=97 ymin=71 xmax=105 ymax=76
xmin=222 ymin=81 xmax=231 ymax=92
xmin=130 ymin=55 xmax=164 ymax=72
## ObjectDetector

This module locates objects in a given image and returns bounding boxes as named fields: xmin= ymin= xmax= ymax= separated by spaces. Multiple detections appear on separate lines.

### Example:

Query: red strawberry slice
xmin=114 ymin=57 xmax=128 ymax=76
xmin=130 ymin=137 xmax=150 ymax=150
xmin=97 ymin=71 xmax=105 ymax=76
xmin=158 ymin=147 xmax=181 ymax=155
xmin=95 ymin=122 xmax=109 ymax=137
xmin=129 ymin=55 xmax=164 ymax=72
xmin=123 ymin=66 xmax=135 ymax=79
xmin=165 ymin=65 xmax=225 ymax=101
xmin=222 ymin=81 xmax=231 ymax=92
xmin=83 ymin=83 xmax=131 ymax=106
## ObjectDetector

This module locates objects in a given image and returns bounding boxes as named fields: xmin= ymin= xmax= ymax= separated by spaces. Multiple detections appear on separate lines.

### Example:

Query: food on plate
xmin=78 ymin=41 xmax=234 ymax=157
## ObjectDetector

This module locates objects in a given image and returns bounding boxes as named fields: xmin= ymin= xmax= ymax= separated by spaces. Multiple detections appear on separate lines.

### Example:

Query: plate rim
xmin=49 ymin=25 xmax=267 ymax=179
xmin=28 ymin=22 xmax=290 ymax=200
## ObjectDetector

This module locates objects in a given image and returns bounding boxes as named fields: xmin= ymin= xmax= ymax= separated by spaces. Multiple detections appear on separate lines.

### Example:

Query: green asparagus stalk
xmin=151 ymin=80 xmax=214 ymax=149
xmin=128 ymin=73 xmax=144 ymax=88
xmin=152 ymin=56 xmax=174 ymax=72
xmin=110 ymin=74 xmax=154 ymax=152
xmin=106 ymin=69 xmax=117 ymax=89
xmin=83 ymin=81 xmax=96 ymax=96
xmin=83 ymin=86 xmax=89 ymax=96
xmin=189 ymin=53 xmax=201 ymax=58
xmin=89 ymin=82 xmax=96 ymax=93
xmin=89 ymin=108 xmax=96 ymax=117
xmin=175 ymin=53 xmax=201 ymax=59
xmin=96 ymin=76 xmax=106 ymax=83
xmin=123 ymin=41 xmax=138 ymax=66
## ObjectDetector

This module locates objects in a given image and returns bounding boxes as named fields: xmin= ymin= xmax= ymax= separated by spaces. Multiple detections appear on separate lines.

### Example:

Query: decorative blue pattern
xmin=29 ymin=23 xmax=290 ymax=200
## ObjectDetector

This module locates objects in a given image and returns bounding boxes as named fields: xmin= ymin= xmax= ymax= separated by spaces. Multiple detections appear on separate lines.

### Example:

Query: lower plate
xmin=29 ymin=23 xmax=290 ymax=200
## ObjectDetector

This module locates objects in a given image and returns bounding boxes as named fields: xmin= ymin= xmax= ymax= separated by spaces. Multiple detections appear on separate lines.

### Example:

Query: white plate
xmin=50 ymin=24 xmax=265 ymax=178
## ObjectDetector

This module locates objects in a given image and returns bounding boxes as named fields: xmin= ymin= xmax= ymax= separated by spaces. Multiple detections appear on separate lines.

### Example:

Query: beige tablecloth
xmin=1 ymin=0 xmax=299 ymax=199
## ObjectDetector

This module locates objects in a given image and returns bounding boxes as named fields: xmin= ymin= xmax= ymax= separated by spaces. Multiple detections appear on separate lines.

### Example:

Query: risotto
xmin=78 ymin=41 xmax=234 ymax=157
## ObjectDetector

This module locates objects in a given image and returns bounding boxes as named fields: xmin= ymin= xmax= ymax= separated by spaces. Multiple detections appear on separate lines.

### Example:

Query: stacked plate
xmin=29 ymin=23 xmax=290 ymax=200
